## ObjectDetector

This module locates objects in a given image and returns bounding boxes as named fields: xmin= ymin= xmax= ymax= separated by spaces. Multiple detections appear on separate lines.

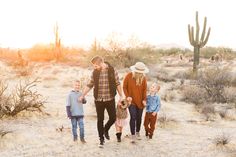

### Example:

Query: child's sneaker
xmin=131 ymin=135 xmax=136 ymax=143
xmin=73 ymin=136 xmax=78 ymax=142
xmin=149 ymin=134 xmax=153 ymax=139
xmin=136 ymin=132 xmax=141 ymax=140
xmin=80 ymin=138 xmax=86 ymax=144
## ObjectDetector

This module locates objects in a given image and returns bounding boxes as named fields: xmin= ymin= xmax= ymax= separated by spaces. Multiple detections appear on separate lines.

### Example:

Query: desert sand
xmin=0 ymin=59 xmax=236 ymax=157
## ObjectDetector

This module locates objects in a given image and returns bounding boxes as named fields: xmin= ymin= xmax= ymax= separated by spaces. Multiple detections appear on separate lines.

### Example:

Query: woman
xmin=123 ymin=62 xmax=149 ymax=143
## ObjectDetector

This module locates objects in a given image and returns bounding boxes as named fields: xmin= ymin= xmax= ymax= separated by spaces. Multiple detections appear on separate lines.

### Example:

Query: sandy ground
xmin=0 ymin=59 xmax=236 ymax=157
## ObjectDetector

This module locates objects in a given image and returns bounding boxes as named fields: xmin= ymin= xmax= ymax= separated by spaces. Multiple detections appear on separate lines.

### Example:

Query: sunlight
xmin=0 ymin=0 xmax=235 ymax=49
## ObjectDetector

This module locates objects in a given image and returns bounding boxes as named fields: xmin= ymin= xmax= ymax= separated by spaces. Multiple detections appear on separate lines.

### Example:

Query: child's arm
xmin=156 ymin=96 xmax=161 ymax=112
xmin=66 ymin=95 xmax=72 ymax=118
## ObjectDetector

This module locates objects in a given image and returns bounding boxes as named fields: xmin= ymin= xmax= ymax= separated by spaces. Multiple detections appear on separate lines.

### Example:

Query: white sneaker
xmin=131 ymin=135 xmax=136 ymax=143
xmin=136 ymin=132 xmax=141 ymax=140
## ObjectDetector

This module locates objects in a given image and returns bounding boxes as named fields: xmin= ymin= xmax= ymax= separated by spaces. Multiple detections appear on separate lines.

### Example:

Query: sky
xmin=0 ymin=0 xmax=235 ymax=49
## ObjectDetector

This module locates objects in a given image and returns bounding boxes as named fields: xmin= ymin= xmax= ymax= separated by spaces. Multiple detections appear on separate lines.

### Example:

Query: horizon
xmin=0 ymin=0 xmax=235 ymax=49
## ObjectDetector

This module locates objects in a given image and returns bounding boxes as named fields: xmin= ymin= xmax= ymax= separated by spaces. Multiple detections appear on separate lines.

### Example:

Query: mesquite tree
xmin=188 ymin=11 xmax=211 ymax=75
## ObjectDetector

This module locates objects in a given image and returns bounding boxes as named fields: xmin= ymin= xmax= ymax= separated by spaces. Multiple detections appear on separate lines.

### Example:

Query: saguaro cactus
xmin=54 ymin=23 xmax=61 ymax=61
xmin=188 ymin=11 xmax=211 ymax=74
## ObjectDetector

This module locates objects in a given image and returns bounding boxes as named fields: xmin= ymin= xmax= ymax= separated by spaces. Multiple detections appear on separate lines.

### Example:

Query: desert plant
xmin=197 ymin=67 xmax=231 ymax=103
xmin=158 ymin=112 xmax=177 ymax=128
xmin=0 ymin=78 xmax=46 ymax=118
xmin=182 ymin=85 xmax=207 ymax=105
xmin=222 ymin=87 xmax=236 ymax=104
xmin=201 ymin=104 xmax=215 ymax=121
xmin=214 ymin=132 xmax=231 ymax=146
xmin=188 ymin=11 xmax=211 ymax=75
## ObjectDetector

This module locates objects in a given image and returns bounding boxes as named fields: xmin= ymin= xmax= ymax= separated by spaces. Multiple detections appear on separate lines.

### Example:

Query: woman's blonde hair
xmin=132 ymin=72 xmax=145 ymax=86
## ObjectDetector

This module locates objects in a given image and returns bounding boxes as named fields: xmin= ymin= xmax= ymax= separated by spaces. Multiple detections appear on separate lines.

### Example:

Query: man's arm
xmin=79 ymin=73 xmax=94 ymax=101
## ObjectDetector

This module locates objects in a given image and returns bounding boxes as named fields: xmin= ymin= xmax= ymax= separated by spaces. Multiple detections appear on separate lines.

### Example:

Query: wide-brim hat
xmin=130 ymin=62 xmax=149 ymax=73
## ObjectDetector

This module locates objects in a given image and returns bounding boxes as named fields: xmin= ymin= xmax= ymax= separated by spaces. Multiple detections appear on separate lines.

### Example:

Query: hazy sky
xmin=0 ymin=0 xmax=235 ymax=49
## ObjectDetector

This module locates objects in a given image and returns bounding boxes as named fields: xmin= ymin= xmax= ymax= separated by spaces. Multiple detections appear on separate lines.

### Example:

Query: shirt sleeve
xmin=156 ymin=96 xmax=161 ymax=112
xmin=114 ymin=69 xmax=120 ymax=86
xmin=142 ymin=78 xmax=147 ymax=101
xmin=123 ymin=73 xmax=130 ymax=97
xmin=87 ymin=73 xmax=94 ymax=88
xmin=66 ymin=94 xmax=71 ymax=107
xmin=66 ymin=94 xmax=72 ymax=117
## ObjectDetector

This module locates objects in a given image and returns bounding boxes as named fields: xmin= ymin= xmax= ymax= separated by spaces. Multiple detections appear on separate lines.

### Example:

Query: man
xmin=79 ymin=56 xmax=123 ymax=147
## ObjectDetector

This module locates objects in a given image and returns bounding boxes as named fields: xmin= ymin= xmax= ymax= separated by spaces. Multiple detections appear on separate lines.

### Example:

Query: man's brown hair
xmin=90 ymin=56 xmax=104 ymax=64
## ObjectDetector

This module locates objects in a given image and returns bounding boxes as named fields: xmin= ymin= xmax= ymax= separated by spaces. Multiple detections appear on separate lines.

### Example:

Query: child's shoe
xmin=136 ymin=132 xmax=141 ymax=140
xmin=73 ymin=136 xmax=78 ymax=141
xmin=131 ymin=135 xmax=136 ymax=143
xmin=116 ymin=133 xmax=122 ymax=142
xmin=149 ymin=134 xmax=153 ymax=139
xmin=80 ymin=138 xmax=86 ymax=144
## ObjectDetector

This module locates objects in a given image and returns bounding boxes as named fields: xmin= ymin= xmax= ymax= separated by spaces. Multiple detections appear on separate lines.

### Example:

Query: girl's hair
xmin=132 ymin=72 xmax=145 ymax=86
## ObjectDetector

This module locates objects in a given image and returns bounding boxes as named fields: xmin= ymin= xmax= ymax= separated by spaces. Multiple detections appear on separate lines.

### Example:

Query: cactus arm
xmin=191 ymin=26 xmax=195 ymax=45
xmin=200 ymin=17 xmax=207 ymax=43
xmin=195 ymin=12 xmax=200 ymax=45
xmin=188 ymin=25 xmax=194 ymax=46
xmin=200 ymin=27 xmax=211 ymax=48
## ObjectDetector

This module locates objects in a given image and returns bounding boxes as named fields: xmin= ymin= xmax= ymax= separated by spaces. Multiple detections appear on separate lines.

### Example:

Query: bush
xmin=181 ymin=85 xmax=207 ymax=105
xmin=0 ymin=79 xmax=46 ymax=118
xmin=197 ymin=66 xmax=232 ymax=103
xmin=214 ymin=132 xmax=231 ymax=146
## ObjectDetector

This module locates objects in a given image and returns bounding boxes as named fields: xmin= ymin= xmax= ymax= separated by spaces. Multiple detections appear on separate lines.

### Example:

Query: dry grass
xmin=158 ymin=112 xmax=178 ymax=128
xmin=214 ymin=132 xmax=231 ymax=146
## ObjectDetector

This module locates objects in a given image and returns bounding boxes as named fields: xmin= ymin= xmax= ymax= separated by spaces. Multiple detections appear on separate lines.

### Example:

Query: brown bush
xmin=197 ymin=66 xmax=232 ymax=103
xmin=222 ymin=87 xmax=236 ymax=104
xmin=0 ymin=79 xmax=46 ymax=118
xmin=181 ymin=85 xmax=207 ymax=105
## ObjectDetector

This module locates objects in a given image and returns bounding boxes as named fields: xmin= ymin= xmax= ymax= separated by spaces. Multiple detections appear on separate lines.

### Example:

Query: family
xmin=66 ymin=56 xmax=161 ymax=147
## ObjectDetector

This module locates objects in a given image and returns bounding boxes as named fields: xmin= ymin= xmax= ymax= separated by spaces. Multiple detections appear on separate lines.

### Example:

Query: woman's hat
xmin=130 ymin=62 xmax=149 ymax=73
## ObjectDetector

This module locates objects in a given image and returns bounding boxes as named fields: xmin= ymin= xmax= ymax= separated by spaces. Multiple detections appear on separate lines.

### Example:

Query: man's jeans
xmin=71 ymin=117 xmax=84 ymax=140
xmin=128 ymin=104 xmax=143 ymax=135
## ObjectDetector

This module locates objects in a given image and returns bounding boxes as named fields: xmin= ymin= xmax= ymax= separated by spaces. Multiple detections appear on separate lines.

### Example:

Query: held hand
xmin=142 ymin=100 xmax=147 ymax=107
xmin=152 ymin=112 xmax=157 ymax=116
xmin=78 ymin=95 xmax=84 ymax=102
xmin=126 ymin=97 xmax=132 ymax=102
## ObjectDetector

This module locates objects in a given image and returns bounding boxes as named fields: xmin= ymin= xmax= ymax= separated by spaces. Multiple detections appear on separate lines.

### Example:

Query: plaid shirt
xmin=87 ymin=67 xmax=120 ymax=101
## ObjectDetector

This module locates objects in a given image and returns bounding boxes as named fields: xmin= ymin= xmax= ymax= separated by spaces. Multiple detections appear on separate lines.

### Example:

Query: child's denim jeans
xmin=71 ymin=117 xmax=84 ymax=140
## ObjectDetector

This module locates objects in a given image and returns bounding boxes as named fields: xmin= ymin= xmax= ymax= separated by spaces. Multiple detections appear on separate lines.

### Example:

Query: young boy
xmin=144 ymin=83 xmax=161 ymax=139
xmin=66 ymin=80 xmax=87 ymax=143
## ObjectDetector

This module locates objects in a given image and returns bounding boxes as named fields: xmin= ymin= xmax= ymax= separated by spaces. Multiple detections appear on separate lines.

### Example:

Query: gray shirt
xmin=66 ymin=90 xmax=84 ymax=116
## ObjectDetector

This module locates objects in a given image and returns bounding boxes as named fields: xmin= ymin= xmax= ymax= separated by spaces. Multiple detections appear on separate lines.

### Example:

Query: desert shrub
xmin=158 ymin=112 xmax=178 ymax=128
xmin=231 ymin=73 xmax=236 ymax=87
xmin=181 ymin=85 xmax=207 ymax=105
xmin=222 ymin=87 xmax=236 ymax=104
xmin=162 ymin=90 xmax=175 ymax=102
xmin=201 ymin=104 xmax=216 ymax=121
xmin=173 ymin=68 xmax=194 ymax=80
xmin=214 ymin=132 xmax=231 ymax=146
xmin=197 ymin=66 xmax=232 ymax=103
xmin=148 ymin=67 xmax=176 ymax=83
xmin=0 ymin=79 xmax=46 ymax=118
